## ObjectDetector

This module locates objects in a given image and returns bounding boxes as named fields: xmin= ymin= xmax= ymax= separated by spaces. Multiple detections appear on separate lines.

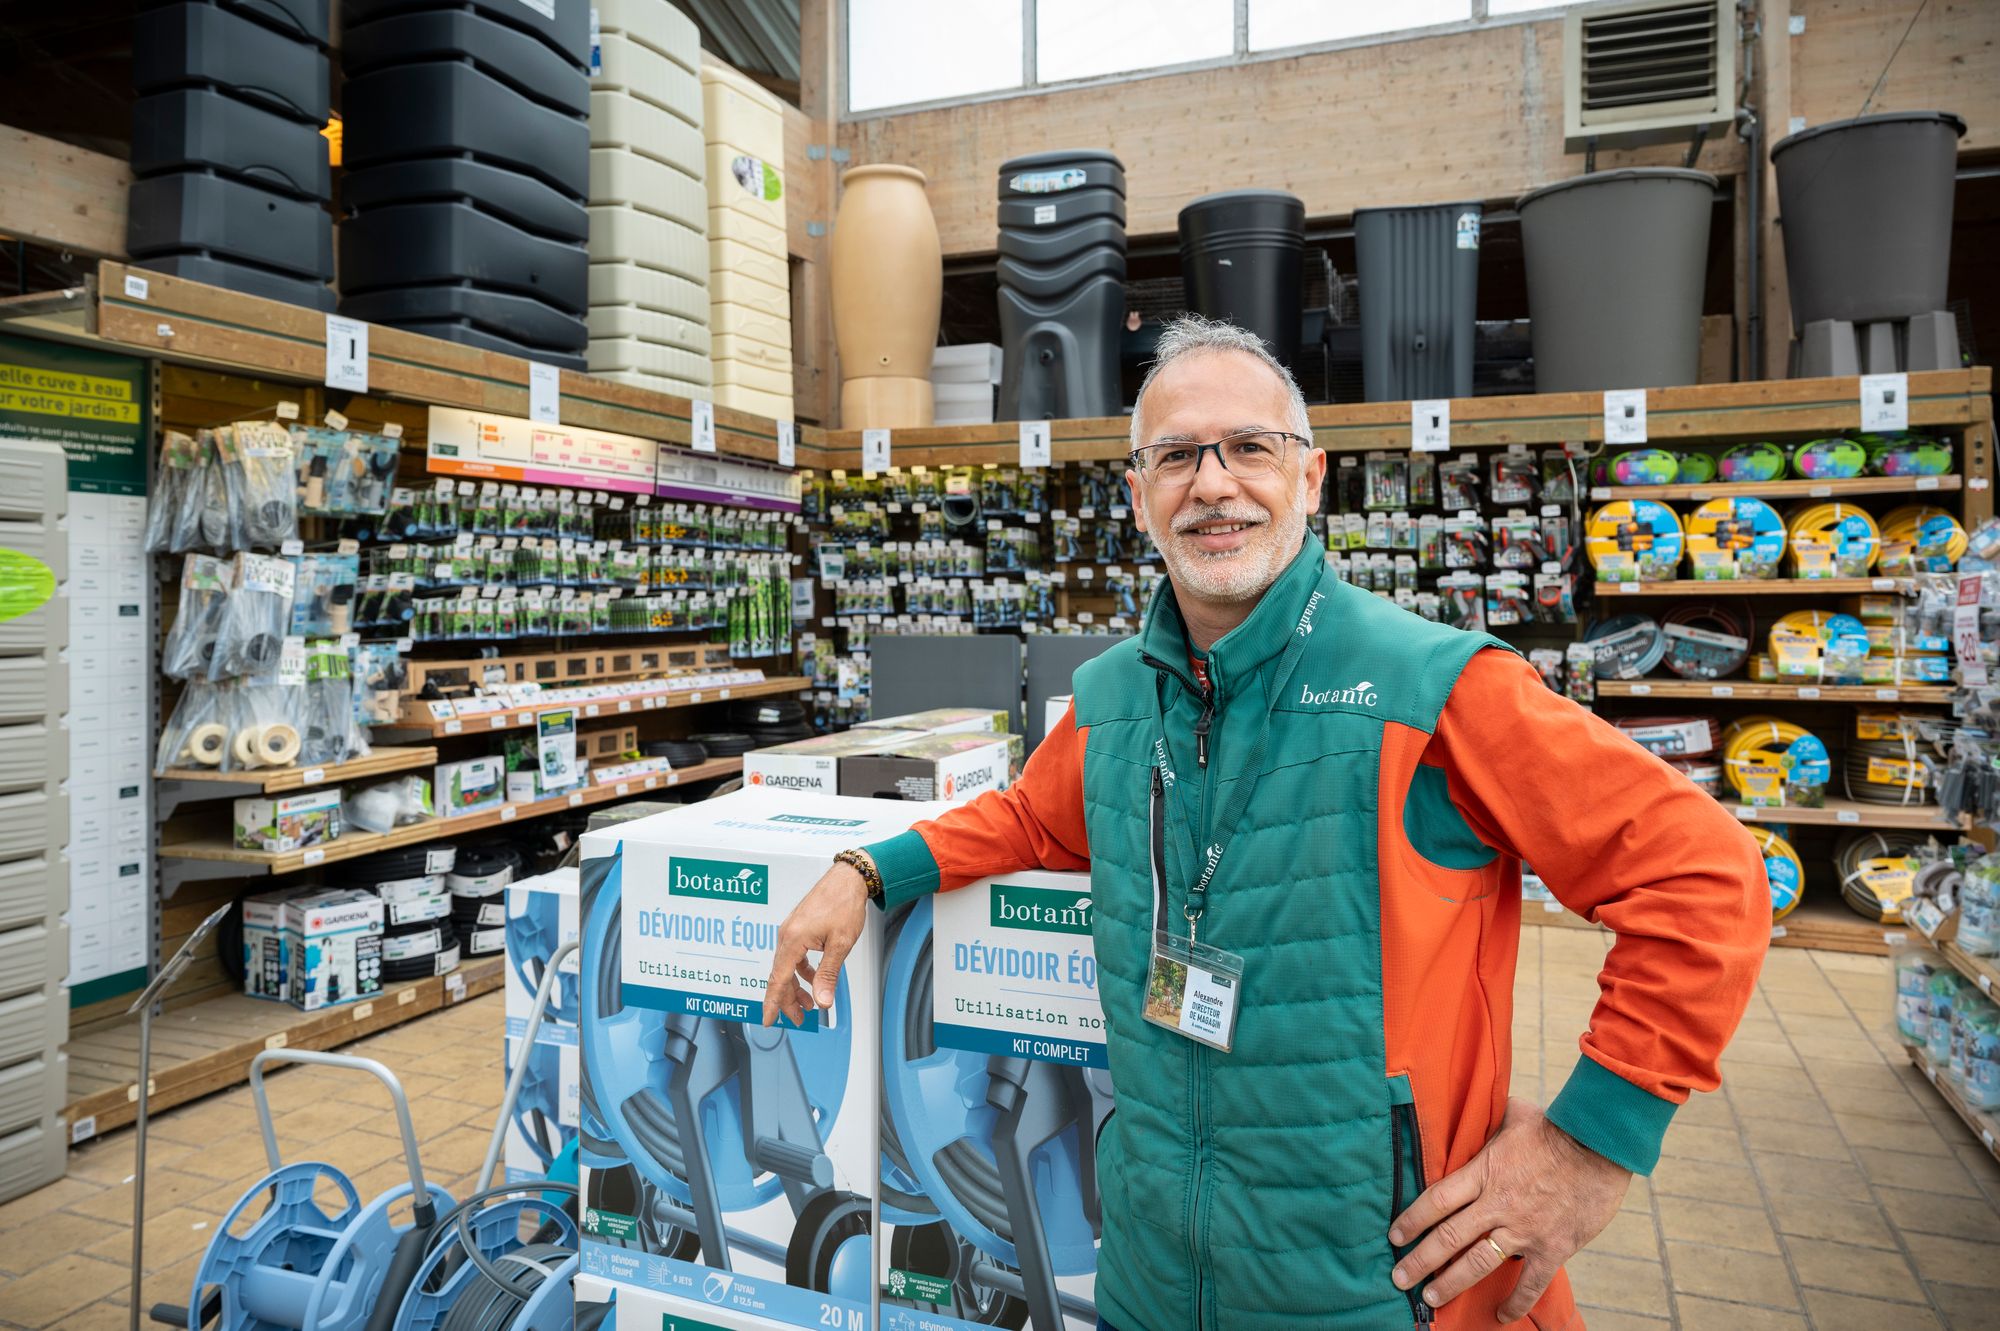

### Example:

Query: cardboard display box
xmin=503 ymin=866 xmax=581 ymax=1184
xmin=232 ymin=789 xmax=342 ymax=853
xmin=840 ymin=731 xmax=1023 ymax=803
xmin=242 ymin=887 xmax=384 ymax=1010
xmin=742 ymin=727 xmax=925 ymax=796
xmin=857 ymin=707 xmax=1008 ymax=738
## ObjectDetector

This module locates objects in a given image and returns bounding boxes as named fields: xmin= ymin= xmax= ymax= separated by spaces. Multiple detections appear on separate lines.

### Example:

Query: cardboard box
xmin=881 ymin=870 xmax=1107 ymax=1331
xmin=437 ymin=756 xmax=506 ymax=816
xmin=856 ymin=707 xmax=1009 ymax=737
xmin=1045 ymin=693 xmax=1073 ymax=740
xmin=503 ymin=868 xmax=581 ymax=1184
xmin=285 ymin=888 xmax=383 ymax=1010
xmin=241 ymin=888 xmax=295 ymax=1002
xmin=581 ymin=723 xmax=640 ymax=761
xmin=741 ymin=728 xmax=925 ymax=797
xmin=577 ymin=790 xmax=948 ymax=1331
xmin=839 ymin=731 xmax=1022 ymax=803
xmin=931 ymin=342 xmax=1003 ymax=385
xmin=232 ymin=790 xmax=343 ymax=853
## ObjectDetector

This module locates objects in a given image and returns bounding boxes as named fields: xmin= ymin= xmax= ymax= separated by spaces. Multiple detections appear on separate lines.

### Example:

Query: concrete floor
xmin=1 ymin=930 xmax=1996 ymax=1329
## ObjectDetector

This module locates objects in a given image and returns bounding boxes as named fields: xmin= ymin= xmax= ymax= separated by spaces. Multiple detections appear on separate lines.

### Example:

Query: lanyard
xmin=1150 ymin=566 xmax=1335 ymax=943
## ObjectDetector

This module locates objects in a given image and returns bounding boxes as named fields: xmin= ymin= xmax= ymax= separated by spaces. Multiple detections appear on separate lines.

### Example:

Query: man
xmin=764 ymin=316 xmax=1767 ymax=1330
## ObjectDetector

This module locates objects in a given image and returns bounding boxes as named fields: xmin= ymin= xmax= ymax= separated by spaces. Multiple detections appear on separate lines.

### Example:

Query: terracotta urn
xmin=831 ymin=163 xmax=942 ymax=428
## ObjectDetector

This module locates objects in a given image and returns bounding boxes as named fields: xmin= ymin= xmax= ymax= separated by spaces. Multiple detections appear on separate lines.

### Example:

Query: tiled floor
xmin=1 ymin=932 xmax=1995 ymax=1329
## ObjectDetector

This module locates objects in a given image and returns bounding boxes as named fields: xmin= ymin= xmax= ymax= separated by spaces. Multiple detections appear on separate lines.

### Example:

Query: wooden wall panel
xmin=1789 ymin=0 xmax=2000 ymax=152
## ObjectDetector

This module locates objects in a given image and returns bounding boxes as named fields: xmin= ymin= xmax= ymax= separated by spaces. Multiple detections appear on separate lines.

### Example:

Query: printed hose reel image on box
xmin=578 ymin=793 xmax=914 ymax=1331
xmin=880 ymin=876 xmax=1112 ymax=1331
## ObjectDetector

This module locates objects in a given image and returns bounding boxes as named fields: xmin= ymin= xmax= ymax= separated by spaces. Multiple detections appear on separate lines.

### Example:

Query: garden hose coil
xmin=1722 ymin=717 xmax=1830 ymax=806
xmin=1684 ymin=498 xmax=1785 ymax=581
xmin=1835 ymin=831 xmax=1927 ymax=922
xmin=1586 ymin=499 xmax=1684 ymax=583
xmin=1786 ymin=501 xmax=1880 ymax=577
xmin=1660 ymin=602 xmax=1752 ymax=680
xmin=1878 ymin=504 xmax=1967 ymax=573
xmin=1585 ymin=614 xmax=1666 ymax=680
xmin=1748 ymin=825 xmax=1804 ymax=921
xmin=1845 ymin=736 xmax=1931 ymax=806
xmin=1767 ymin=609 xmax=1871 ymax=680
xmin=1668 ymin=759 xmax=1724 ymax=799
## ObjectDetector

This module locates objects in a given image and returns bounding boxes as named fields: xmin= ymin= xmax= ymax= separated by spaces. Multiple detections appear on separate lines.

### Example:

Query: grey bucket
xmin=1354 ymin=202 xmax=1482 ymax=402
xmin=1517 ymin=168 xmax=1716 ymax=392
xmin=1772 ymin=111 xmax=1965 ymax=326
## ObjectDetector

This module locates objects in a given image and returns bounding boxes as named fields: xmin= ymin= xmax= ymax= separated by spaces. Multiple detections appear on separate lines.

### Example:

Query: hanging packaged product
xmin=1491 ymin=512 xmax=1546 ymax=569
xmin=1532 ymin=565 xmax=1576 ymax=623
xmin=1749 ymin=826 xmax=1804 ymax=920
xmin=1541 ymin=448 xmax=1578 ymax=503
xmin=1491 ymin=448 xmax=1539 ymax=503
xmin=214 ymin=419 xmax=299 ymax=549
xmin=1684 ymin=496 xmax=1786 ymax=580
xmin=1789 ymin=436 xmax=1867 ymax=480
xmin=1722 ymin=716 xmax=1829 ymax=808
xmin=210 ymin=552 xmax=297 ymax=680
xmin=1586 ymin=499 xmax=1684 ymax=583
xmin=155 ymin=681 xmax=231 ymax=772
xmin=1409 ymin=451 xmax=1437 ymax=507
xmin=1437 ymin=571 xmax=1484 ymax=632
xmin=162 ymin=553 xmax=234 ymax=680
xmin=1439 ymin=454 xmax=1481 ymax=511
xmin=299 ymin=638 xmax=368 ymax=768
xmin=222 ymin=638 xmax=311 ymax=772
xmin=1485 ymin=572 xmax=1529 ymax=626
xmin=1442 ymin=514 xmax=1489 ymax=570
xmin=288 ymin=551 xmax=360 ymax=636
xmin=1877 ymin=505 xmax=1967 ymax=574
xmin=1609 ymin=448 xmax=1677 ymax=486
xmin=146 ymin=430 xmax=210 ymax=554
xmin=1718 ymin=441 xmax=1787 ymax=483
xmin=1787 ymin=501 xmax=1880 ymax=578
xmin=1363 ymin=452 xmax=1409 ymax=510
xmin=293 ymin=425 xmax=400 ymax=516
xmin=1660 ymin=602 xmax=1752 ymax=679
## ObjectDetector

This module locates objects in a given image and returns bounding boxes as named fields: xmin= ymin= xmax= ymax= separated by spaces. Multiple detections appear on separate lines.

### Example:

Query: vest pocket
xmin=1388 ymin=1073 xmax=1434 ymax=1326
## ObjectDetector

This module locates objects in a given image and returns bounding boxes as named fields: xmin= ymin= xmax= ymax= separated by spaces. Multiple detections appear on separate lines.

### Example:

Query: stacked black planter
xmin=127 ymin=0 xmax=334 ymax=310
xmin=339 ymin=0 xmax=591 ymax=368
xmin=1179 ymin=190 xmax=1306 ymax=370
xmin=996 ymin=150 xmax=1127 ymax=422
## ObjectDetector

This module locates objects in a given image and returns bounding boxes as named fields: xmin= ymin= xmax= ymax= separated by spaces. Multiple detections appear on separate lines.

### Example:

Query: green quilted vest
xmin=1074 ymin=538 xmax=1505 ymax=1331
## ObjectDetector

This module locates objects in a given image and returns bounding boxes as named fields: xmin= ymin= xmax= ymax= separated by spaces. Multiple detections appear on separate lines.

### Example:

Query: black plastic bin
xmin=133 ymin=2 xmax=329 ymax=124
xmin=130 ymin=88 xmax=331 ymax=201
xmin=1178 ymin=190 xmax=1306 ymax=370
xmin=1354 ymin=202 xmax=1481 ymax=402
xmin=996 ymin=149 xmax=1127 ymax=421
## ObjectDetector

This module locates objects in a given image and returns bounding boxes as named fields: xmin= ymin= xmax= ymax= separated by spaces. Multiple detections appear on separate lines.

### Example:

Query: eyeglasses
xmin=1128 ymin=430 xmax=1310 ymax=486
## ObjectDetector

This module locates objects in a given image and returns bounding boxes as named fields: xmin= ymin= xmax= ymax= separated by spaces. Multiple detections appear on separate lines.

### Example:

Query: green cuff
xmin=1545 ymin=1053 xmax=1680 ymax=1175
xmin=862 ymin=830 xmax=941 ymax=909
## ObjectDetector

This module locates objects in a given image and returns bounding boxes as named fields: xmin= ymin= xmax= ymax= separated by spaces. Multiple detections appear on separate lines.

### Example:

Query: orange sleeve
xmin=1429 ymin=650 xmax=1769 ymax=1110
xmin=862 ymin=702 xmax=1091 ymax=906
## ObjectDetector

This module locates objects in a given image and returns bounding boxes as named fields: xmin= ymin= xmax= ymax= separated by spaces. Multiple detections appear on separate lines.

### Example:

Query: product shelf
xmin=395 ymin=675 xmax=810 ymax=738
xmin=1595 ymin=680 xmax=1956 ymax=704
xmin=156 ymin=746 xmax=440 ymax=795
xmin=1939 ymin=939 xmax=2000 ymax=1007
xmin=1727 ymin=799 xmax=1957 ymax=831
xmin=1522 ymin=893 xmax=1897 ymax=957
xmin=1909 ymin=1048 xmax=2000 ymax=1165
xmin=62 ymin=955 xmax=506 ymax=1144
xmin=1586 ymin=475 xmax=1962 ymax=503
xmin=159 ymin=757 xmax=745 ymax=874
xmin=1596 ymin=577 xmax=1915 ymax=596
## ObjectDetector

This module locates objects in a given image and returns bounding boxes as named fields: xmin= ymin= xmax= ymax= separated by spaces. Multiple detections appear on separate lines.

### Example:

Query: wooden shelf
xmin=399 ymin=675 xmax=809 ymax=738
xmin=1596 ymin=680 xmax=1956 ymax=703
xmin=1522 ymin=893 xmax=1897 ymax=957
xmin=1586 ymin=475 xmax=1962 ymax=503
xmin=1594 ymin=577 xmax=1913 ymax=596
xmin=1727 ymin=799 xmax=1957 ymax=831
xmin=160 ymin=757 xmax=744 ymax=874
xmin=1939 ymin=940 xmax=2000 ymax=1006
xmin=63 ymin=955 xmax=505 ymax=1143
xmin=1910 ymin=1048 xmax=2000 ymax=1165
xmin=157 ymin=746 xmax=439 ymax=795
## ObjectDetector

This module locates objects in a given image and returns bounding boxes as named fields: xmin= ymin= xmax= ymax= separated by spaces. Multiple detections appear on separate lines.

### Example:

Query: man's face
xmin=1125 ymin=350 xmax=1326 ymax=607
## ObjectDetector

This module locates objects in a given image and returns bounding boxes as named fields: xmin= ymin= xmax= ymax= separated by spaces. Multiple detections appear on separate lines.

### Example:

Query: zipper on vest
xmin=1193 ymin=694 xmax=1213 ymax=768
xmin=1189 ymin=1047 xmax=1207 ymax=1331
xmin=1391 ymin=1101 xmax=1434 ymax=1327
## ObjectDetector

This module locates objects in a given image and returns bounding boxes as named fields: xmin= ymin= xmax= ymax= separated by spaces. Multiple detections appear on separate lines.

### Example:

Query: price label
xmin=501 ymin=805 xmax=518 ymax=821
xmin=618 ymin=701 xmax=633 ymax=713
xmin=444 ymin=720 xmax=463 ymax=734
xmin=1770 ymin=925 xmax=1788 ymax=940
xmin=1954 ymin=571 xmax=1989 ymax=688
xmin=862 ymin=428 xmax=892 ymax=473
xmin=1711 ymin=685 xmax=1734 ymax=697
xmin=1735 ymin=805 xmax=1758 ymax=821
xmin=1619 ymin=582 xmax=1643 ymax=594
xmin=352 ymin=1003 xmax=375 ymax=1021
xmin=265 ymin=1033 xmax=289 ymax=1050
xmin=689 ymin=692 xmax=703 ymax=704
xmin=1875 ymin=689 xmax=1900 ymax=701
xmin=1837 ymin=809 xmax=1861 ymax=824
xmin=70 ymin=1115 xmax=97 ymax=1144
xmin=584 ymin=704 xmax=600 ymax=717
xmin=616 ymin=783 xmax=631 ymax=796
xmin=1916 ymin=475 xmax=1941 ymax=491
xmin=568 ymin=792 xmax=585 ymax=808
xmin=529 ymin=362 xmax=561 ymax=424
xmin=325 ymin=314 xmax=369 ymax=392
xmin=1809 ymin=485 xmax=1833 ymax=499
xmin=1631 ymin=684 xmax=1653 ymax=696
xmin=1019 ymin=420 xmax=1052 ymax=468
xmin=691 ymin=399 xmax=717 ymax=453
xmin=302 ymin=767 xmax=326 ymax=785
xmin=778 ymin=420 xmax=797 ymax=468
xmin=399 ymin=987 xmax=417 ymax=1006
xmin=1798 ymin=687 xmax=1821 ymax=699
xmin=1590 ymin=486 xmax=1613 ymax=501
xmin=302 ymin=849 xmax=326 ymax=866
xmin=1872 ymin=578 xmax=1898 ymax=591
xmin=323 ymin=409 xmax=348 ymax=431
xmin=276 ymin=400 xmax=301 ymax=421
xmin=123 ymin=274 xmax=149 ymax=300
xmin=1603 ymin=389 xmax=1647 ymax=444
xmin=1860 ymin=372 xmax=1909 ymax=432
xmin=1411 ymin=399 xmax=1451 ymax=453
xmin=1542 ymin=900 xmax=1564 ymax=914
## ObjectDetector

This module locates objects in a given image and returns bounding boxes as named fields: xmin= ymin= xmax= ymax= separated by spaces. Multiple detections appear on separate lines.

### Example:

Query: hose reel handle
xmin=248 ymin=1048 xmax=428 ymax=1203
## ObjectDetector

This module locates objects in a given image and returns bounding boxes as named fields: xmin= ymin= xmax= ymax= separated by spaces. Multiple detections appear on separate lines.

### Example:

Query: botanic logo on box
xmin=669 ymin=857 xmax=769 ymax=904
xmin=991 ymin=883 xmax=1093 ymax=935
xmin=769 ymin=813 xmax=868 ymax=827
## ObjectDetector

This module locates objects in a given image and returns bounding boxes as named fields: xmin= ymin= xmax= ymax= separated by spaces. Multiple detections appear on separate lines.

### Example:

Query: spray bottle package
xmin=578 ymin=791 xmax=949 ymax=1331
xmin=880 ymin=871 xmax=1111 ymax=1331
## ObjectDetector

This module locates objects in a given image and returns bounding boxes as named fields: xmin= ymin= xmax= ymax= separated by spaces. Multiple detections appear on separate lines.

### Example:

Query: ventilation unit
xmin=1563 ymin=0 xmax=1737 ymax=150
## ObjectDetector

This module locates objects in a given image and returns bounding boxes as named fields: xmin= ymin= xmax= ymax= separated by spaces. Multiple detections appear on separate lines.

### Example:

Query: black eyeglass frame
xmin=1126 ymin=429 xmax=1315 ymax=481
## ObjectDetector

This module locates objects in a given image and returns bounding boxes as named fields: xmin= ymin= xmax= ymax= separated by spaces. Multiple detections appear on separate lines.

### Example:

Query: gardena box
xmin=741 ymin=727 xmax=925 ymax=797
xmin=880 ymin=870 xmax=1109 ymax=1331
xmin=577 ymin=789 xmax=950 ymax=1331
xmin=857 ymin=707 xmax=1008 ymax=737
xmin=232 ymin=789 xmax=342 ymax=853
xmin=839 ymin=731 xmax=1022 ymax=803
xmin=283 ymin=888 xmax=383 ymax=1011
xmin=503 ymin=867 xmax=580 ymax=1185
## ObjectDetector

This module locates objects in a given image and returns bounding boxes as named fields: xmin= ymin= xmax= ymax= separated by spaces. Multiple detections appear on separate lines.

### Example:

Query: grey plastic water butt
xmin=1517 ymin=168 xmax=1716 ymax=392
xmin=1179 ymin=190 xmax=1306 ymax=370
xmin=1354 ymin=203 xmax=1482 ymax=402
xmin=1772 ymin=111 xmax=1965 ymax=326
xmin=996 ymin=149 xmax=1127 ymax=421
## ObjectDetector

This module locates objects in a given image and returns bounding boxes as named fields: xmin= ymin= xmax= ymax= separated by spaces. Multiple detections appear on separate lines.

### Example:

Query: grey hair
xmin=1129 ymin=314 xmax=1314 ymax=453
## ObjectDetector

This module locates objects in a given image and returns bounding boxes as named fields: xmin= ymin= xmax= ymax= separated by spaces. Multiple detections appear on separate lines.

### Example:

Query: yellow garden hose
xmin=1785 ymin=501 xmax=1880 ymax=577
xmin=1722 ymin=716 xmax=1828 ymax=806
xmin=1747 ymin=825 xmax=1804 ymax=921
xmin=1877 ymin=504 xmax=1967 ymax=572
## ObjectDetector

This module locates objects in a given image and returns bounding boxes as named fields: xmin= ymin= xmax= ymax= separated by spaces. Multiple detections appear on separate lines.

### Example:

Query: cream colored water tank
xmin=701 ymin=57 xmax=794 ymax=420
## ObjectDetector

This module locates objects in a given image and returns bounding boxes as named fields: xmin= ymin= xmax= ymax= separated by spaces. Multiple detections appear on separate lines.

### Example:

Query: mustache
xmin=1171 ymin=503 xmax=1271 ymax=534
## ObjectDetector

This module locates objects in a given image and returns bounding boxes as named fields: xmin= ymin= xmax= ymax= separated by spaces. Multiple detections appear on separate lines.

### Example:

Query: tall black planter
xmin=1178 ymin=190 xmax=1305 ymax=370
xmin=1354 ymin=202 xmax=1482 ymax=402
xmin=995 ymin=150 xmax=1127 ymax=421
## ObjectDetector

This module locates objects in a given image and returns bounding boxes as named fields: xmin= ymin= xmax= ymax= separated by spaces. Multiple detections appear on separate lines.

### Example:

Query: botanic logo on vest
xmin=668 ymin=857 xmax=769 ymax=904
xmin=990 ymin=883 xmax=1093 ymax=935
xmin=1296 ymin=588 xmax=1326 ymax=637
xmin=1299 ymin=680 xmax=1379 ymax=708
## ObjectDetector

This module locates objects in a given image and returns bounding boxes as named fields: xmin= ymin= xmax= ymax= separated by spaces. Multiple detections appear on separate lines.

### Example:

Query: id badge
xmin=1143 ymin=929 xmax=1245 ymax=1052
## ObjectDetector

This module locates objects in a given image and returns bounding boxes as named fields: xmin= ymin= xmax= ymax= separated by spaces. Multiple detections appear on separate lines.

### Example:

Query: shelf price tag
xmin=1019 ymin=420 xmax=1052 ymax=468
xmin=777 ymin=420 xmax=797 ymax=468
xmin=529 ymin=362 xmax=560 ymax=424
xmin=691 ymin=399 xmax=717 ymax=453
xmin=1860 ymin=372 xmax=1909 ymax=432
xmin=862 ymin=428 xmax=892 ymax=473
xmin=1837 ymin=809 xmax=1860 ymax=824
xmin=1602 ymin=389 xmax=1647 ymax=444
xmin=325 ymin=315 xmax=369 ymax=392
xmin=1411 ymin=399 xmax=1451 ymax=453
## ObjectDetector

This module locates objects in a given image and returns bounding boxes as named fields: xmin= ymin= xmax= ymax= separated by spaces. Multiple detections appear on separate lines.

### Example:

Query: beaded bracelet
xmin=832 ymin=848 xmax=884 ymax=904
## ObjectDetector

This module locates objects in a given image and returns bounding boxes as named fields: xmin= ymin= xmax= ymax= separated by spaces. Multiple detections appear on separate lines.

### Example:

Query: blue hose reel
xmin=881 ymin=897 xmax=1111 ymax=1329
xmin=392 ymin=1195 xmax=578 ymax=1331
xmin=577 ymin=847 xmax=871 ymax=1304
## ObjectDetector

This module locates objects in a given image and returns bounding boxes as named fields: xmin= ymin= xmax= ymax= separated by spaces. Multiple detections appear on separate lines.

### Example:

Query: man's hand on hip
xmin=761 ymin=861 xmax=870 ymax=1028
xmin=1388 ymin=1097 xmax=1631 ymax=1322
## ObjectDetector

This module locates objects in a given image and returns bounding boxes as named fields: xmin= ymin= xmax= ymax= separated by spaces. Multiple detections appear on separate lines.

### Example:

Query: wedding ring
xmin=1484 ymin=1236 xmax=1508 ymax=1263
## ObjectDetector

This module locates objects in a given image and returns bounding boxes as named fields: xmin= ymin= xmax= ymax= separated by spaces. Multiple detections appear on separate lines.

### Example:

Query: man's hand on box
xmin=761 ymin=861 xmax=870 ymax=1027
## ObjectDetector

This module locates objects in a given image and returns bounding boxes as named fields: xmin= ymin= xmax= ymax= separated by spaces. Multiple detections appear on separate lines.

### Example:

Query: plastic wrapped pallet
xmin=587 ymin=0 xmax=713 ymax=399
xmin=702 ymin=58 xmax=795 ymax=420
